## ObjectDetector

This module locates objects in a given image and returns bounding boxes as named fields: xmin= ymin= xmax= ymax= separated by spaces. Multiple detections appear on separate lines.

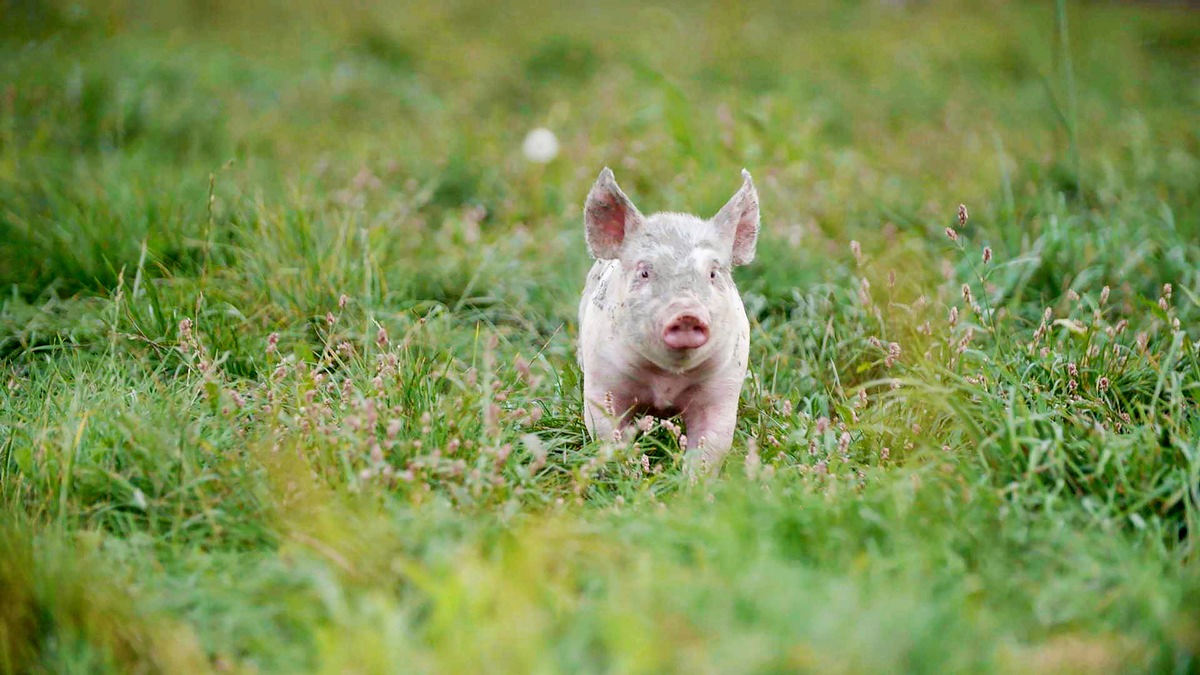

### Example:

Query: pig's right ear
xmin=584 ymin=167 xmax=644 ymax=260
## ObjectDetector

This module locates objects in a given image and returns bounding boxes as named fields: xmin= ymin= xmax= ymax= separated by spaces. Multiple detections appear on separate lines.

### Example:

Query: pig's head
xmin=584 ymin=167 xmax=759 ymax=371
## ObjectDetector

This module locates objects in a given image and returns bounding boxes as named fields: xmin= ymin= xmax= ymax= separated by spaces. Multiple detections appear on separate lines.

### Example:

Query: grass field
xmin=3 ymin=0 xmax=1200 ymax=672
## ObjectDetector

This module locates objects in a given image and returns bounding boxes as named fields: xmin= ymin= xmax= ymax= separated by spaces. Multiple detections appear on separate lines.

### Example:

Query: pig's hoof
xmin=683 ymin=450 xmax=723 ymax=479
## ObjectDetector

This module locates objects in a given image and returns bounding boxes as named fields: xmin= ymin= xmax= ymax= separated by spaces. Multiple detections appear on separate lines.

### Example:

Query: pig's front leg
xmin=583 ymin=385 xmax=636 ymax=444
xmin=682 ymin=385 xmax=740 ymax=472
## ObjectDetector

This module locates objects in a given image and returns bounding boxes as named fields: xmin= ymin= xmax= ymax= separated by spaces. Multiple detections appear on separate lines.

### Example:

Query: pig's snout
xmin=662 ymin=312 xmax=710 ymax=350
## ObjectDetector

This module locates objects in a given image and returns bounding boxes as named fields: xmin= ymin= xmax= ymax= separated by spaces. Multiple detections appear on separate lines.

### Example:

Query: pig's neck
xmin=628 ymin=351 xmax=721 ymax=379
xmin=618 ymin=351 xmax=725 ymax=415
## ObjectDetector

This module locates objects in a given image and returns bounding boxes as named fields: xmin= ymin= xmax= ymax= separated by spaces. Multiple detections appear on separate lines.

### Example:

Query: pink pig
xmin=577 ymin=167 xmax=760 ymax=469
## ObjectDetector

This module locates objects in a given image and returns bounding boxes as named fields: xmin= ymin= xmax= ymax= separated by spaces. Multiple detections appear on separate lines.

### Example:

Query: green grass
xmin=2 ymin=0 xmax=1200 ymax=672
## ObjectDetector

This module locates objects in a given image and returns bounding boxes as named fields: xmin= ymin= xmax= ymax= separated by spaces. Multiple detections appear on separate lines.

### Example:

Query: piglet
xmin=577 ymin=167 xmax=759 ymax=470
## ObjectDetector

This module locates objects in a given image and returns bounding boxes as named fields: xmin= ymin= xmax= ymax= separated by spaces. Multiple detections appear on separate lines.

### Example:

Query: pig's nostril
xmin=662 ymin=314 xmax=710 ymax=350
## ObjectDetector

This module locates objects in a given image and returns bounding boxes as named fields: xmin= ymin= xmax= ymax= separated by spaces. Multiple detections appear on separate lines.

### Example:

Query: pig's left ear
xmin=713 ymin=169 xmax=760 ymax=266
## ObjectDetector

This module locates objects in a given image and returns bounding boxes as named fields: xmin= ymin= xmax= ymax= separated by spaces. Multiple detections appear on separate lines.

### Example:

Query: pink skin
xmin=578 ymin=167 xmax=759 ymax=470
xmin=662 ymin=312 xmax=710 ymax=350
xmin=580 ymin=350 xmax=745 ymax=466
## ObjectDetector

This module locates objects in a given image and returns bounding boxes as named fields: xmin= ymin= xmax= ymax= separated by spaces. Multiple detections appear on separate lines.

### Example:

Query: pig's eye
xmin=639 ymin=269 xmax=650 ymax=280
xmin=709 ymin=269 xmax=718 ymax=281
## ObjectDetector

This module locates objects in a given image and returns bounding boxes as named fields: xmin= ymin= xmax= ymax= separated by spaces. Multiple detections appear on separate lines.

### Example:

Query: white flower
xmin=522 ymin=127 xmax=559 ymax=163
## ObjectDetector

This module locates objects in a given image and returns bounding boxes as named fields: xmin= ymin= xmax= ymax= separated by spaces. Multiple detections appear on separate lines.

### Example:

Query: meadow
xmin=2 ymin=0 xmax=1200 ymax=672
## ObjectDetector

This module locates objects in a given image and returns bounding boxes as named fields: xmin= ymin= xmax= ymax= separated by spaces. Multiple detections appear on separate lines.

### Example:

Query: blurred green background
xmin=4 ymin=0 xmax=1197 ymax=313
